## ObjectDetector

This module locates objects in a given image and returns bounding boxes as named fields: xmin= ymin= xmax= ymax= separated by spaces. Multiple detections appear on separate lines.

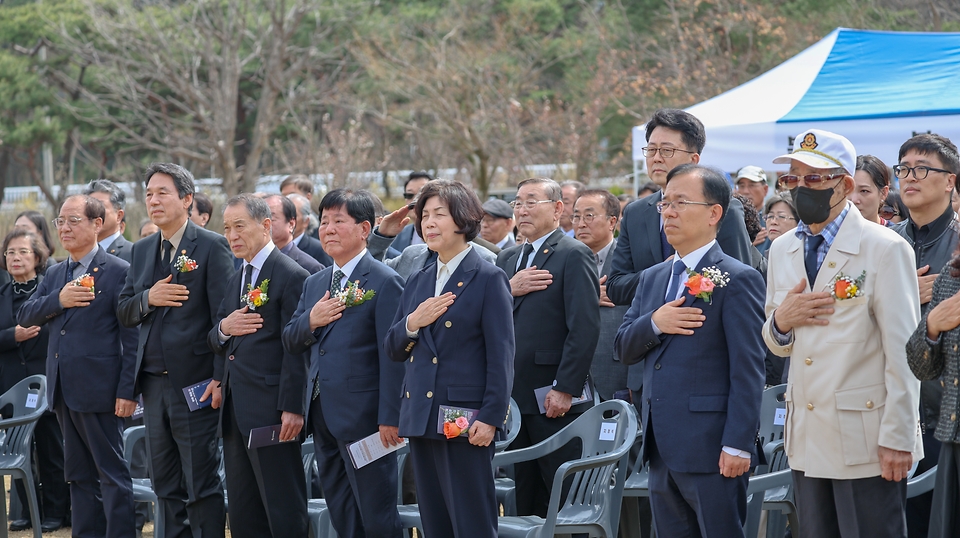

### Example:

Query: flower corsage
xmin=831 ymin=271 xmax=865 ymax=300
xmin=72 ymin=273 xmax=95 ymax=294
xmin=242 ymin=279 xmax=269 ymax=310
xmin=442 ymin=408 xmax=472 ymax=439
xmin=684 ymin=266 xmax=730 ymax=304
xmin=174 ymin=252 xmax=199 ymax=272
xmin=338 ymin=280 xmax=375 ymax=307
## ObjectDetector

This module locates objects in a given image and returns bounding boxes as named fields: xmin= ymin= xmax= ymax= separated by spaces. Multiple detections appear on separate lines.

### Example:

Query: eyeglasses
xmin=764 ymin=213 xmax=796 ymax=223
xmin=892 ymin=164 xmax=952 ymax=181
xmin=656 ymin=200 xmax=714 ymax=214
xmin=402 ymin=192 xmax=416 ymax=200
xmin=572 ymin=212 xmax=604 ymax=224
xmin=880 ymin=205 xmax=900 ymax=220
xmin=3 ymin=249 xmax=33 ymax=258
xmin=777 ymin=173 xmax=845 ymax=190
xmin=52 ymin=216 xmax=89 ymax=229
xmin=641 ymin=146 xmax=696 ymax=159
xmin=509 ymin=199 xmax=556 ymax=211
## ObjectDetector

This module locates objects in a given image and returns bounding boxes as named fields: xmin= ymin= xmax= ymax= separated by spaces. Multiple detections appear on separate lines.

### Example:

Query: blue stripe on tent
xmin=779 ymin=28 xmax=960 ymax=123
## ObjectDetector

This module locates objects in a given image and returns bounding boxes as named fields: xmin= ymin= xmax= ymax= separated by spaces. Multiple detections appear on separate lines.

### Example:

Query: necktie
xmin=665 ymin=259 xmax=687 ymax=302
xmin=331 ymin=269 xmax=346 ymax=298
xmin=161 ymin=239 xmax=173 ymax=268
xmin=518 ymin=243 xmax=534 ymax=271
xmin=66 ymin=261 xmax=81 ymax=285
xmin=804 ymin=234 xmax=825 ymax=289
xmin=242 ymin=264 xmax=254 ymax=295
xmin=660 ymin=226 xmax=672 ymax=260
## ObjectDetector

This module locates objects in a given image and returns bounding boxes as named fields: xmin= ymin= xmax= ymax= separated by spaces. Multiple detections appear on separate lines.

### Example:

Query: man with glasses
xmin=19 ymin=195 xmax=139 ymax=538
xmin=495 ymin=177 xmax=600 ymax=518
xmin=763 ymin=128 xmax=922 ymax=537
xmin=389 ymin=171 xmax=434 ymax=252
xmin=888 ymin=133 xmax=960 ymax=536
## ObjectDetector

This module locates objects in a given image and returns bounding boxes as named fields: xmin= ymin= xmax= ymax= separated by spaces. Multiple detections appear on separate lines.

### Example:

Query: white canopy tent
xmin=631 ymin=28 xmax=960 ymax=192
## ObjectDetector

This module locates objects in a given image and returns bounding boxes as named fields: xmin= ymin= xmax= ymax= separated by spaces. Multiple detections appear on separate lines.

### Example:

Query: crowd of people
xmin=0 ymin=107 xmax=958 ymax=538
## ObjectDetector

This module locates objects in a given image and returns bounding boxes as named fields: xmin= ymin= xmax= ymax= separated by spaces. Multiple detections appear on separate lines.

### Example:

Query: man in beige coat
xmin=763 ymin=128 xmax=923 ymax=537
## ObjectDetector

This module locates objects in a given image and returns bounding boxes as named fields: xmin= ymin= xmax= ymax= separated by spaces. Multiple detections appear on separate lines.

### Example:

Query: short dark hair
xmin=224 ymin=193 xmax=271 ymax=222
xmin=637 ymin=181 xmax=661 ymax=197
xmin=370 ymin=193 xmax=388 ymax=218
xmin=144 ymin=162 xmax=196 ymax=199
xmin=14 ymin=210 xmax=56 ymax=255
xmin=264 ymin=194 xmax=297 ymax=225
xmin=405 ymin=171 xmax=434 ymax=190
xmin=666 ymin=164 xmax=730 ymax=225
xmin=577 ymin=189 xmax=621 ymax=219
xmin=645 ymin=109 xmax=706 ymax=154
xmin=0 ymin=229 xmax=49 ymax=273
xmin=559 ymin=180 xmax=585 ymax=197
xmin=855 ymin=155 xmax=891 ymax=192
xmin=884 ymin=190 xmax=910 ymax=222
xmin=899 ymin=133 xmax=960 ymax=176
xmin=764 ymin=191 xmax=798 ymax=221
xmin=318 ymin=189 xmax=377 ymax=228
xmin=280 ymin=174 xmax=314 ymax=197
xmin=413 ymin=180 xmax=484 ymax=242
xmin=516 ymin=177 xmax=562 ymax=201
xmin=194 ymin=192 xmax=214 ymax=218
xmin=733 ymin=193 xmax=761 ymax=242
xmin=83 ymin=179 xmax=126 ymax=211
xmin=64 ymin=194 xmax=106 ymax=222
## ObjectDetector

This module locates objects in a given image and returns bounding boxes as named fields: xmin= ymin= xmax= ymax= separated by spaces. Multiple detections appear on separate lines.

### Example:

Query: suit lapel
xmin=644 ymin=193 xmax=665 ymax=264
xmin=170 ymin=222 xmax=199 ymax=285
xmin=599 ymin=238 xmax=617 ymax=278
xmin=64 ymin=248 xmax=108 ymax=325
xmin=513 ymin=229 xmax=564 ymax=312
xmin=813 ymin=210 xmax=862 ymax=294
xmin=681 ymin=243 xmax=724 ymax=308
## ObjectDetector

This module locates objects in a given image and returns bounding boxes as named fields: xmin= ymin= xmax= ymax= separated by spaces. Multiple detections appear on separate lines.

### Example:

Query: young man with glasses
xmin=764 ymin=128 xmax=922 ymax=538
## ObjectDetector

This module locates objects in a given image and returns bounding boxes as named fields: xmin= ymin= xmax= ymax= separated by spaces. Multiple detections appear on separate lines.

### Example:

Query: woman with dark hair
xmin=0 ymin=229 xmax=69 ymax=531
xmin=850 ymin=155 xmax=893 ymax=226
xmin=14 ymin=211 xmax=57 ymax=270
xmin=384 ymin=179 xmax=514 ymax=538
xmin=906 ymin=253 xmax=960 ymax=536
xmin=883 ymin=190 xmax=910 ymax=224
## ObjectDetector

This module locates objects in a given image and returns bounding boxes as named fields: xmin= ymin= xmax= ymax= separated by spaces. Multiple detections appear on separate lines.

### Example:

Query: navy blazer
xmin=208 ymin=248 xmax=310 ymax=435
xmin=607 ymin=192 xmax=753 ymax=306
xmin=19 ymin=248 xmax=139 ymax=413
xmin=384 ymin=248 xmax=515 ymax=440
xmin=106 ymin=234 xmax=134 ymax=263
xmin=614 ymin=243 xmax=765 ymax=474
xmin=298 ymin=233 xmax=334 ymax=268
xmin=282 ymin=251 xmax=405 ymax=441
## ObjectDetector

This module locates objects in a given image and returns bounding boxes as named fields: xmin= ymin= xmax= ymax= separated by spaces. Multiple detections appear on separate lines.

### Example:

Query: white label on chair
xmin=25 ymin=393 xmax=38 ymax=409
xmin=599 ymin=422 xmax=617 ymax=441
xmin=774 ymin=408 xmax=786 ymax=426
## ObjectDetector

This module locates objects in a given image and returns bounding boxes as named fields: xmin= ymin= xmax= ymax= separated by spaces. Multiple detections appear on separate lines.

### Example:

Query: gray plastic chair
xmin=907 ymin=464 xmax=937 ymax=498
xmin=756 ymin=384 xmax=786 ymax=474
xmin=743 ymin=440 xmax=797 ymax=538
xmin=492 ymin=399 xmax=638 ymax=538
xmin=305 ymin=437 xmax=341 ymax=538
xmin=495 ymin=398 xmax=522 ymax=515
xmin=0 ymin=375 xmax=47 ymax=538
xmin=122 ymin=425 xmax=163 ymax=537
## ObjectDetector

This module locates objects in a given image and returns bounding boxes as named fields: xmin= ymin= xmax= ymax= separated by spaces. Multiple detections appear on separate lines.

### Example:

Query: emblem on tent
xmin=800 ymin=133 xmax=818 ymax=150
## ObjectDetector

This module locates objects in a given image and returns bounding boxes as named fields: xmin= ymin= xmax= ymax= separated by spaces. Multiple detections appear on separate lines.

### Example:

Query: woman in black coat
xmin=0 ymin=228 xmax=69 ymax=532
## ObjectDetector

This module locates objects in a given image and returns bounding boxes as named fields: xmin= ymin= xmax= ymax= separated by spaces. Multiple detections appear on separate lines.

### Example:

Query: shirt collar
xmin=437 ymin=244 xmax=472 ymax=279
xmin=292 ymin=233 xmax=304 ymax=246
xmin=495 ymin=232 xmax=515 ymax=249
xmin=524 ymin=228 xmax=559 ymax=253
xmin=596 ymin=239 xmax=616 ymax=268
xmin=674 ymin=239 xmax=716 ymax=272
xmin=70 ymin=243 xmax=100 ymax=271
xmin=795 ymin=201 xmax=852 ymax=246
xmin=333 ymin=248 xmax=368 ymax=281
xmin=907 ymin=203 xmax=956 ymax=244
xmin=161 ymin=218 xmax=190 ymax=252
xmin=98 ymin=230 xmax=123 ymax=251
xmin=243 ymin=241 xmax=275 ymax=273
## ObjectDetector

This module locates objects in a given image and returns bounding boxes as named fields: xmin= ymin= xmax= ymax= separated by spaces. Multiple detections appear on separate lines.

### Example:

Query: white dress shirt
xmin=406 ymin=244 xmax=472 ymax=337
xmin=331 ymin=248 xmax=368 ymax=291
xmin=516 ymin=228 xmax=558 ymax=272
xmin=218 ymin=241 xmax=275 ymax=342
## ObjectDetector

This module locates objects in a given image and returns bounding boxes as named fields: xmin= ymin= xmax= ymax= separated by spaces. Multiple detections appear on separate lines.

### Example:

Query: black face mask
xmin=791 ymin=185 xmax=843 ymax=225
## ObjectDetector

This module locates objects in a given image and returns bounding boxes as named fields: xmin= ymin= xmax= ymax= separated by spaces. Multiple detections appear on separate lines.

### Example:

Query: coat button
xmin=654 ymin=363 xmax=661 ymax=370
xmin=953 ymin=414 xmax=958 ymax=422
xmin=807 ymin=403 xmax=814 ymax=410
xmin=432 ymin=357 xmax=438 ymax=364
xmin=229 ymin=355 xmax=235 ymax=361
xmin=61 ymin=330 xmax=66 ymax=335
xmin=942 ymin=380 xmax=947 ymax=387
xmin=865 ymin=400 xmax=873 ymax=409
xmin=304 ymin=340 xmax=312 ymax=346
xmin=406 ymin=392 xmax=410 ymax=398
xmin=54 ymin=353 xmax=58 ymax=359
xmin=445 ymin=321 xmax=452 ymax=328
xmin=426 ymin=391 xmax=433 ymax=398
xmin=955 ymin=378 xmax=959 ymax=386
xmin=319 ymin=349 xmax=325 ymax=355
xmin=409 ymin=357 xmax=413 ymax=363
xmin=804 ymin=358 xmax=812 ymax=365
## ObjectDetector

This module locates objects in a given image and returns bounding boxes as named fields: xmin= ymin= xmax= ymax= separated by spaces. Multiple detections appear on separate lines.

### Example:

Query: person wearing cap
xmin=763 ymin=128 xmax=923 ymax=537
xmin=480 ymin=199 xmax=516 ymax=249
xmin=734 ymin=165 xmax=769 ymax=213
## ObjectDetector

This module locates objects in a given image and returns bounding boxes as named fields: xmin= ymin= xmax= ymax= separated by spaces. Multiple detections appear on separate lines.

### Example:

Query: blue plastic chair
xmin=0 ymin=375 xmax=48 ymax=538
xmin=122 ymin=425 xmax=164 ymax=537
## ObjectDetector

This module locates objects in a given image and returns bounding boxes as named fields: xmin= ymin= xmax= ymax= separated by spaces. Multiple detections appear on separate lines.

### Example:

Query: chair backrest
xmin=0 ymin=375 xmax=47 ymax=460
xmin=495 ymin=397 xmax=521 ymax=453
xmin=301 ymin=436 xmax=316 ymax=494
xmin=396 ymin=443 xmax=410 ymax=504
xmin=122 ymin=425 xmax=146 ymax=471
xmin=757 ymin=384 xmax=786 ymax=455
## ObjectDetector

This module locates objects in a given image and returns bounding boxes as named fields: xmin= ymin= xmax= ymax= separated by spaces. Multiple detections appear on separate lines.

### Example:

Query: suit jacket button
xmin=865 ymin=400 xmax=873 ymax=409
xmin=654 ymin=363 xmax=661 ymax=370
xmin=804 ymin=358 xmax=812 ymax=365
xmin=955 ymin=378 xmax=959 ymax=386
xmin=806 ymin=403 xmax=814 ymax=410
xmin=319 ymin=349 xmax=325 ymax=355
xmin=432 ymin=357 xmax=438 ymax=364
xmin=406 ymin=392 xmax=410 ymax=398
xmin=426 ymin=391 xmax=433 ymax=398
xmin=445 ymin=321 xmax=452 ymax=328
xmin=60 ymin=329 xmax=66 ymax=336
xmin=952 ymin=413 xmax=957 ymax=422
xmin=409 ymin=356 xmax=414 ymax=363
xmin=54 ymin=353 xmax=58 ymax=359
xmin=229 ymin=355 xmax=235 ymax=361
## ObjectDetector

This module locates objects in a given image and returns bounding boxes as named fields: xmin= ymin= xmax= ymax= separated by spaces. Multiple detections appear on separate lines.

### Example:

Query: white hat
xmin=736 ymin=165 xmax=768 ymax=183
xmin=773 ymin=129 xmax=856 ymax=175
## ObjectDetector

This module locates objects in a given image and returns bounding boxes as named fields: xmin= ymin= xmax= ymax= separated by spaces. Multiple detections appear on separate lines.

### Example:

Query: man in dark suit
xmin=206 ymin=194 xmax=310 ymax=538
xmin=19 ymin=194 xmax=139 ymax=538
xmin=390 ymin=171 xmax=433 ymax=252
xmin=283 ymin=188 xmax=405 ymax=538
xmin=265 ymin=195 xmax=323 ymax=274
xmin=615 ymin=164 xmax=766 ymax=537
xmin=495 ymin=177 xmax=600 ymax=517
xmin=85 ymin=179 xmax=134 ymax=263
xmin=481 ymin=199 xmax=516 ymax=249
xmin=117 ymin=163 xmax=235 ymax=538
xmin=288 ymin=193 xmax=334 ymax=267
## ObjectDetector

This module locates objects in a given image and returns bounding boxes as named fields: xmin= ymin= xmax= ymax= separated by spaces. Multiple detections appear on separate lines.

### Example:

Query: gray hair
xmin=286 ymin=193 xmax=312 ymax=216
xmin=83 ymin=179 xmax=126 ymax=211
xmin=517 ymin=177 xmax=562 ymax=202
xmin=225 ymin=193 xmax=271 ymax=222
